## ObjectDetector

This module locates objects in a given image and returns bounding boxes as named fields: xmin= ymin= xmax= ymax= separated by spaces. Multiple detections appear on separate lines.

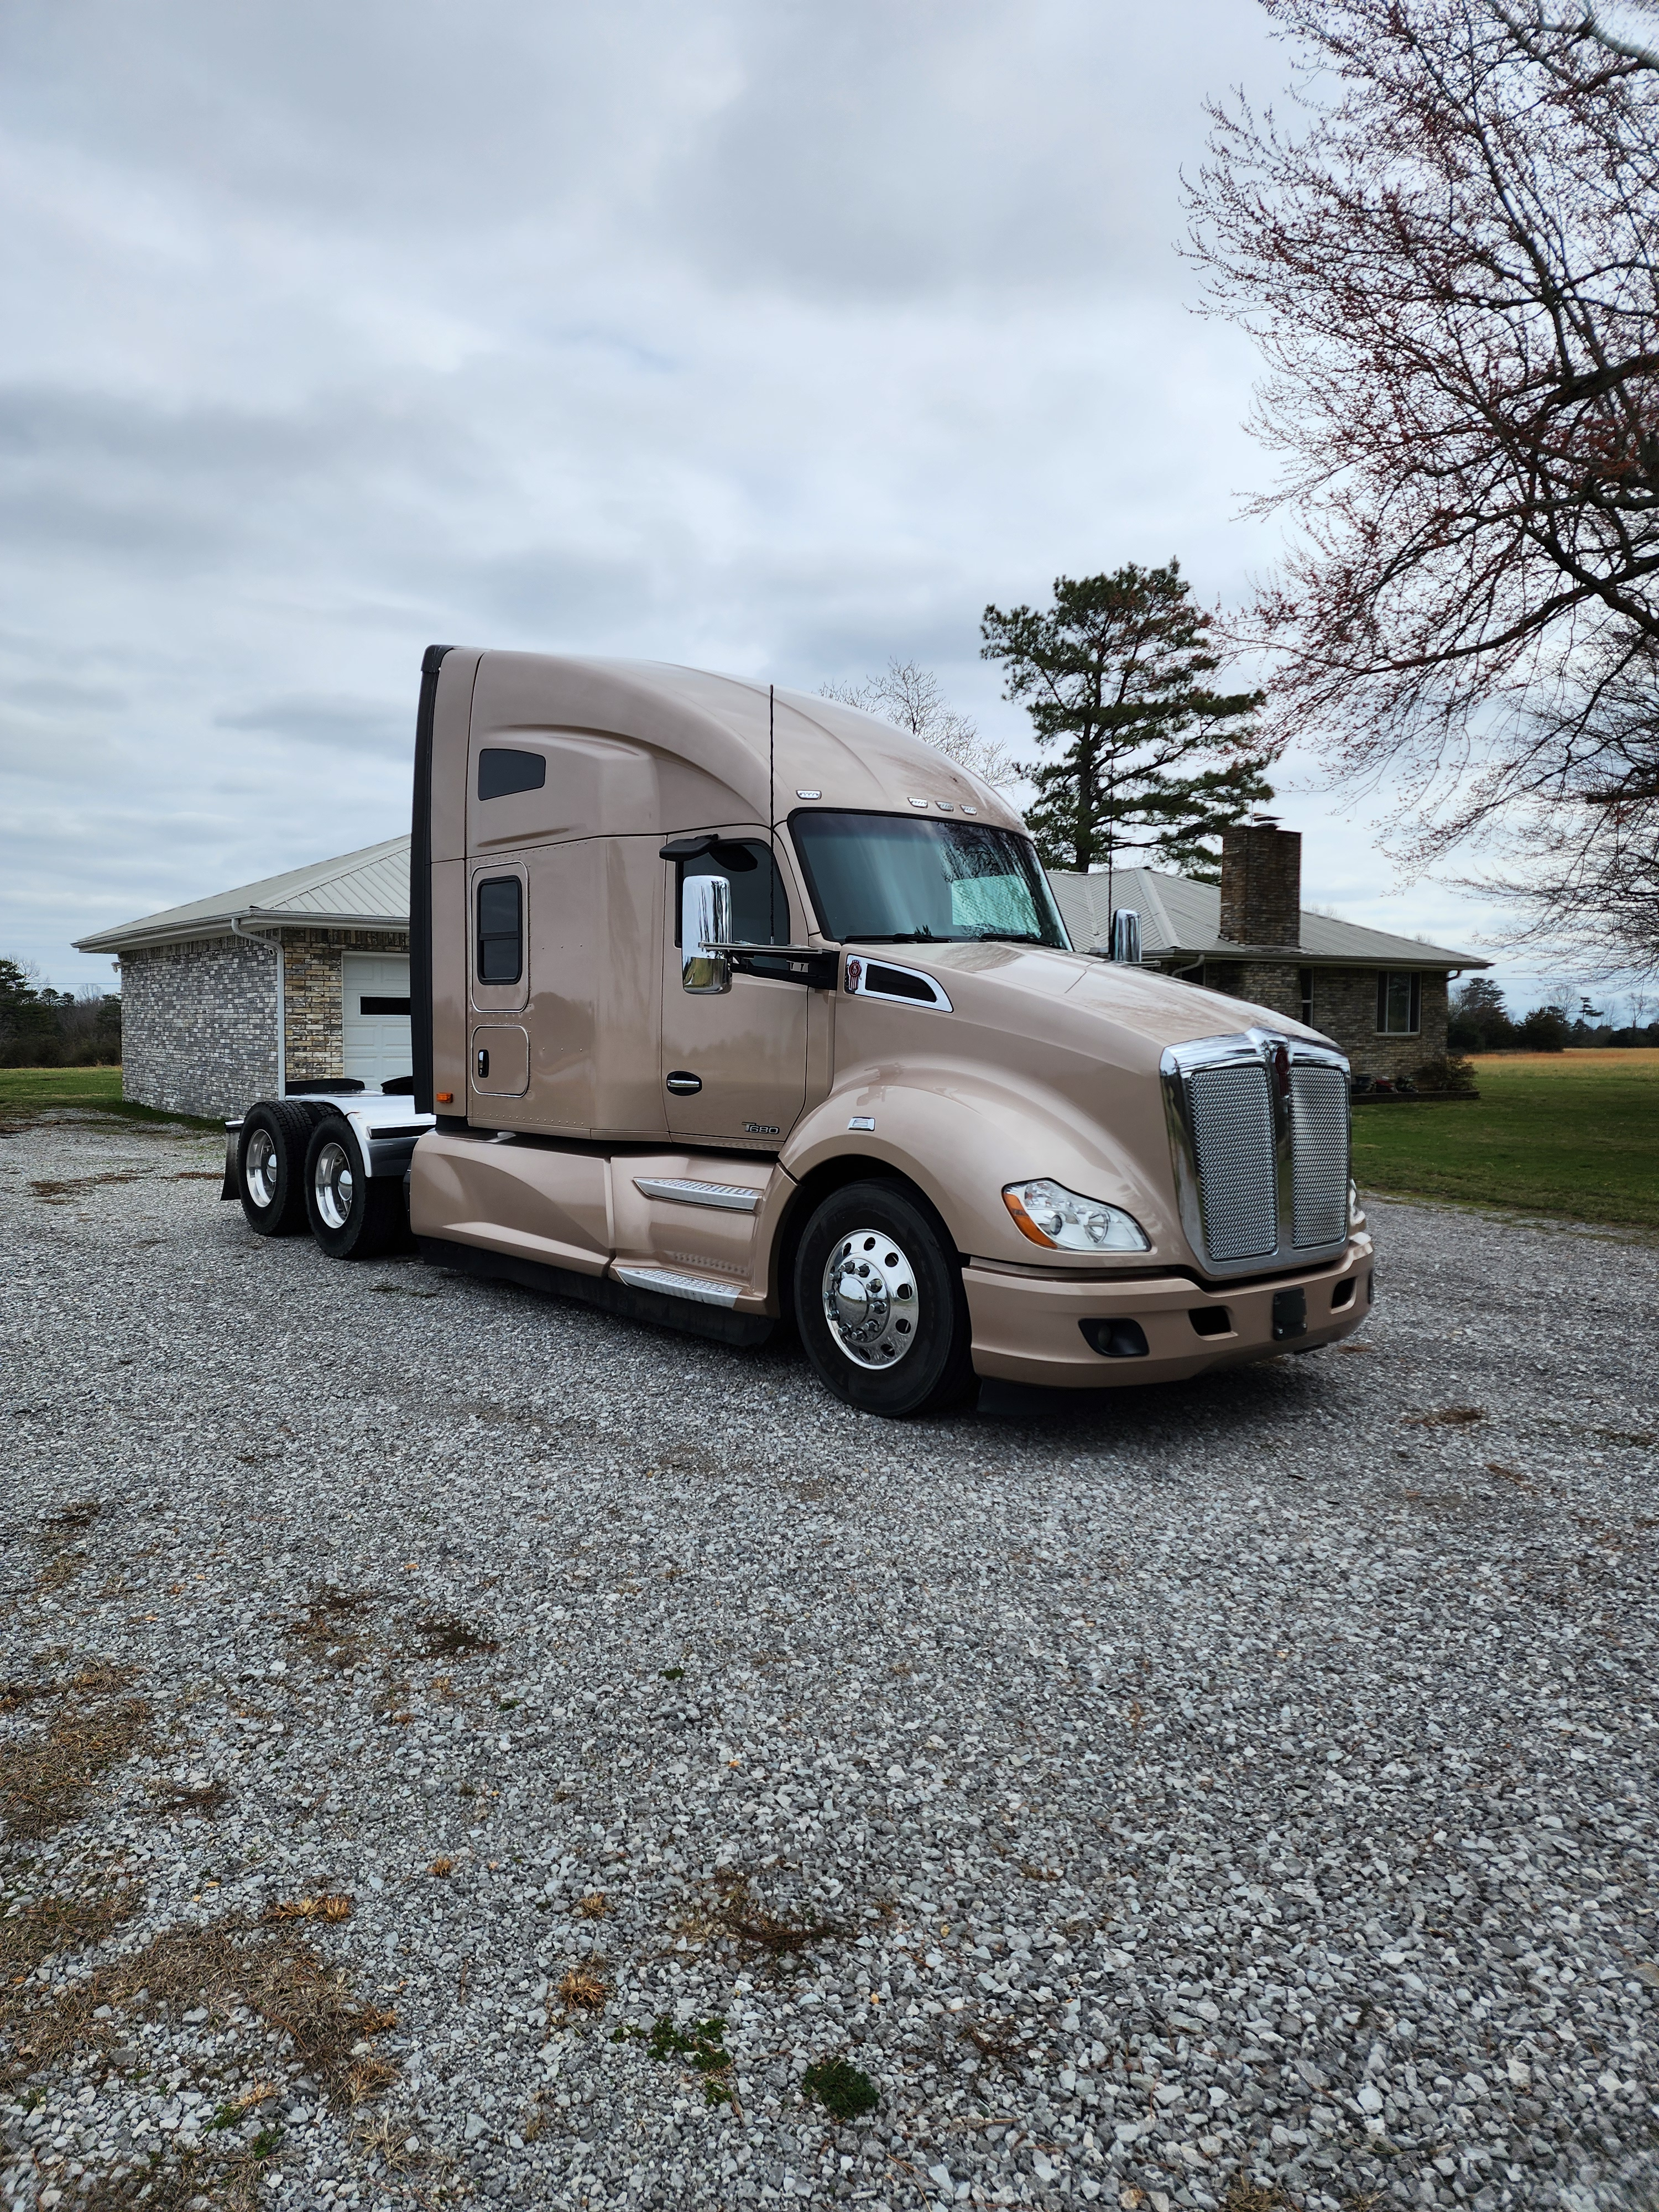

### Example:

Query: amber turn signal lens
xmin=436 ymin=1092 xmax=453 ymax=1104
xmin=1002 ymin=1189 xmax=1054 ymax=1247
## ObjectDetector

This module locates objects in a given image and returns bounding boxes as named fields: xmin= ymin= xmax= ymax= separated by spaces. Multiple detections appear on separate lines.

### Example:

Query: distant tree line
xmin=1449 ymin=976 xmax=1659 ymax=1054
xmin=0 ymin=958 xmax=122 ymax=1068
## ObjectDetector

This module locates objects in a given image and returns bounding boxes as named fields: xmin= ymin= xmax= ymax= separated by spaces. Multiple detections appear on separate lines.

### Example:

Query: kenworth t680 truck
xmin=225 ymin=646 xmax=1371 ymax=1416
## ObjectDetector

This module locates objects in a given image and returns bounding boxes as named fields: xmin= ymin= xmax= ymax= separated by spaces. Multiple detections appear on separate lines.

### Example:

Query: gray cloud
xmin=0 ymin=0 xmax=1521 ymax=998
xmin=216 ymin=693 xmax=414 ymax=757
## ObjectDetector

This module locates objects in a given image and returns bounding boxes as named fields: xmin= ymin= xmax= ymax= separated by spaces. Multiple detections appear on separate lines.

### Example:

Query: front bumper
xmin=963 ymin=1232 xmax=1374 ymax=1389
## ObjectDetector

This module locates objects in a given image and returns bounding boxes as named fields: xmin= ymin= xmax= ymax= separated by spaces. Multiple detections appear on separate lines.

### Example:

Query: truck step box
xmin=415 ymin=1235 xmax=774 ymax=1348
xmin=612 ymin=1264 xmax=743 ymax=1309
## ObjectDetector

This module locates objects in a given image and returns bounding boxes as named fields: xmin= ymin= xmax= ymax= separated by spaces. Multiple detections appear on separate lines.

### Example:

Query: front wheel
xmin=303 ymin=1117 xmax=405 ymax=1260
xmin=792 ymin=1179 xmax=977 ymax=1417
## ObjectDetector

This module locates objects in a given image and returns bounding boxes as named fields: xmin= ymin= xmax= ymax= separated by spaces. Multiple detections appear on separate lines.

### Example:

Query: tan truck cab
xmin=232 ymin=645 xmax=1372 ymax=1415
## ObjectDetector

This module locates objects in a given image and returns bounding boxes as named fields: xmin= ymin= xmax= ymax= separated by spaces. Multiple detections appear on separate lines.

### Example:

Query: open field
xmin=2 ymin=1107 xmax=1657 ymax=2210
xmin=1353 ymin=1049 xmax=1659 ymax=1232
xmin=8 ymin=1052 xmax=1654 ymax=1229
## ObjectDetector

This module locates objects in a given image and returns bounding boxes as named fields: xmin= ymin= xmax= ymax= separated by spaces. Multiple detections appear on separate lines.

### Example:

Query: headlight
xmin=1003 ymin=1178 xmax=1150 ymax=1253
xmin=1348 ymin=1177 xmax=1365 ymax=1231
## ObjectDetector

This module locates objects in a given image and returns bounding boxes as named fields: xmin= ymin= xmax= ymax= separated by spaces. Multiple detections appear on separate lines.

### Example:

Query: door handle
xmin=665 ymin=1070 xmax=702 ymax=1095
xmin=476 ymin=1047 xmax=490 ymax=1079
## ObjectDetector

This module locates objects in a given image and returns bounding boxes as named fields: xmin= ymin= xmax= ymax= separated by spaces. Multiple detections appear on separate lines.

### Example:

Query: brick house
xmin=75 ymin=837 xmax=411 ymax=1119
xmin=1046 ymin=823 xmax=1489 ymax=1082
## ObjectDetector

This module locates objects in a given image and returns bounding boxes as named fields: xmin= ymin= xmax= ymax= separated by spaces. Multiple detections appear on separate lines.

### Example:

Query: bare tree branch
xmin=1187 ymin=0 xmax=1659 ymax=970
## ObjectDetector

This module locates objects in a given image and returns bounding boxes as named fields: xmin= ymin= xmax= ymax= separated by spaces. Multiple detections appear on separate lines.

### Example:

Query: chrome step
xmin=613 ymin=1265 xmax=743 ymax=1309
xmin=633 ymin=1176 xmax=761 ymax=1214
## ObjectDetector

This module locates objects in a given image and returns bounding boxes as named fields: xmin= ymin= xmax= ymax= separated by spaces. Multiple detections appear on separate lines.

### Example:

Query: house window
xmin=1299 ymin=967 xmax=1313 ymax=1026
xmin=1376 ymin=971 xmax=1421 ymax=1035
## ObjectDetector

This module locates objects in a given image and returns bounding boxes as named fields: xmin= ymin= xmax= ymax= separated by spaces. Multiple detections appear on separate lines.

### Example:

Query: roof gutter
xmin=72 ymin=906 xmax=410 ymax=954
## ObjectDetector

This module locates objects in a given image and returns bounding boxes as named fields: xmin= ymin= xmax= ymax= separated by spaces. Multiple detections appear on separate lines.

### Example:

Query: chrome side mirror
xmin=1110 ymin=907 xmax=1142 ymax=963
xmin=681 ymin=874 xmax=733 ymax=994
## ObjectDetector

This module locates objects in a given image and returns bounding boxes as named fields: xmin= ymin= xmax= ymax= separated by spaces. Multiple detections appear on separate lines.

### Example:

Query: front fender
xmin=779 ymin=1065 xmax=1181 ymax=1271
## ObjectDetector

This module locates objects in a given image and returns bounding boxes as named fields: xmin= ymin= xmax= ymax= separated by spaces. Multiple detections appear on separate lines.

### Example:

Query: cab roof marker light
xmin=1002 ymin=1178 xmax=1150 ymax=1254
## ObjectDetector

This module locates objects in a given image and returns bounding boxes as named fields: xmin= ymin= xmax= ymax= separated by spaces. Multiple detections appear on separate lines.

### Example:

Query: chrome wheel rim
xmin=313 ymin=1140 xmax=354 ymax=1232
xmin=822 ymin=1228 xmax=920 ymax=1369
xmin=245 ymin=1129 xmax=279 ymax=1208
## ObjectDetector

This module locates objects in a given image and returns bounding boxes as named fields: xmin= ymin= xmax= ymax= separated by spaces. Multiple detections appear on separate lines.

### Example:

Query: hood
xmin=897 ymin=939 xmax=1341 ymax=1060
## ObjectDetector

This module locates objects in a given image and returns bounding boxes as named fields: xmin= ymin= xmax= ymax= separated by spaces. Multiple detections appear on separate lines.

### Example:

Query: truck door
xmin=659 ymin=837 xmax=807 ymax=1143
xmin=469 ymin=862 xmax=531 ymax=1104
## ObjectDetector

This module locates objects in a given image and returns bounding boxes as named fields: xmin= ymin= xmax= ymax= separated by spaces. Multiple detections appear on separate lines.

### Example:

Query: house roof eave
xmin=1154 ymin=944 xmax=1490 ymax=972
xmin=74 ymin=907 xmax=411 ymax=954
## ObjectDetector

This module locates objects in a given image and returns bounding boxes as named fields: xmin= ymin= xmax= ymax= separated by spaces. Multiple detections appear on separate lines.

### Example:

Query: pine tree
xmin=980 ymin=563 xmax=1271 ymax=883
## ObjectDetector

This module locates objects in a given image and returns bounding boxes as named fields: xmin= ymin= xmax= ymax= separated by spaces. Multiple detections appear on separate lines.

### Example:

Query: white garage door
xmin=341 ymin=954 xmax=413 ymax=1089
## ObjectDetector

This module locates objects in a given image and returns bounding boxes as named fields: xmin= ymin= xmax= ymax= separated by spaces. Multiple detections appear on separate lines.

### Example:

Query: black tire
xmin=792 ymin=1178 xmax=977 ymax=1417
xmin=303 ymin=1115 xmax=405 ymax=1260
xmin=237 ymin=1100 xmax=322 ymax=1237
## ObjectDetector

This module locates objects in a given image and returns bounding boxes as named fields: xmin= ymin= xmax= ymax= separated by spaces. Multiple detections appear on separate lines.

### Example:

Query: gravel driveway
xmin=2 ymin=1108 xmax=1657 ymax=2212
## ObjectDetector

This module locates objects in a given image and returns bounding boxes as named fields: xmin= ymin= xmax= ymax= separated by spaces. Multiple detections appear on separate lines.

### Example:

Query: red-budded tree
xmin=1187 ymin=0 xmax=1659 ymax=974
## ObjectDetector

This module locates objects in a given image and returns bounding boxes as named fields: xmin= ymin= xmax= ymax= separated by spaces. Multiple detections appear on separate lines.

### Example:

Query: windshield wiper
xmin=971 ymin=929 xmax=1047 ymax=943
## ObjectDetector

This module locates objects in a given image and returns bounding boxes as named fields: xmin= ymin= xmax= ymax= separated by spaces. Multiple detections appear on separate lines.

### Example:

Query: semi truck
xmin=224 ymin=645 xmax=1372 ymax=1416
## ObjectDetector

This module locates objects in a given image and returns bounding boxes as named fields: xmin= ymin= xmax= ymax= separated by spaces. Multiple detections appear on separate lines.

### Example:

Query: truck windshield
xmin=790 ymin=811 xmax=1071 ymax=948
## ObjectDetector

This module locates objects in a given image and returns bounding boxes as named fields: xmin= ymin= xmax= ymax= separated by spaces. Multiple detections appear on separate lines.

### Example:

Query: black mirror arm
xmin=708 ymin=943 xmax=841 ymax=989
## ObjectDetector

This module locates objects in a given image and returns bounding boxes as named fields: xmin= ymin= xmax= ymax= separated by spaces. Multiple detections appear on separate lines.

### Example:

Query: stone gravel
xmin=2 ymin=1106 xmax=1657 ymax=2212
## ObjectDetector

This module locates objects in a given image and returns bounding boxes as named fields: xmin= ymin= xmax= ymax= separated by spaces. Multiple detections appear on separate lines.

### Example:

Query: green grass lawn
xmin=0 ymin=1065 xmax=221 ymax=1130
xmin=1353 ymin=1051 xmax=1659 ymax=1231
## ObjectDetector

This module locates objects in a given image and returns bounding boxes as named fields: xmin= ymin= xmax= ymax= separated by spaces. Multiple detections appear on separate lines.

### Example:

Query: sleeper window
xmin=477 ymin=876 xmax=523 ymax=985
xmin=477 ymin=748 xmax=546 ymax=801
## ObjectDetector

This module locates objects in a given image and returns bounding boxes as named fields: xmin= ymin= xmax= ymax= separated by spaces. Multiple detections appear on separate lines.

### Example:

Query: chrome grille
xmin=1186 ymin=1061 xmax=1277 ymax=1262
xmin=1164 ymin=1028 xmax=1353 ymax=1276
xmin=1291 ymin=1063 xmax=1350 ymax=1248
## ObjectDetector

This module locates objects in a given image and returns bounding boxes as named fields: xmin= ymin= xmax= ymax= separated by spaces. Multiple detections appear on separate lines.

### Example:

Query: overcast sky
xmin=1 ymin=0 xmax=1577 ymax=1010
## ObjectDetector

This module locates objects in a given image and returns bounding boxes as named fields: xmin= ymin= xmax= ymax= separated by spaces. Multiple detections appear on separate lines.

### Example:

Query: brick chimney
xmin=1218 ymin=821 xmax=1301 ymax=947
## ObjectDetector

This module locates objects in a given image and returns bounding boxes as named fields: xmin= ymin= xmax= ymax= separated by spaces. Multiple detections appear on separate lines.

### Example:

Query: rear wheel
xmin=792 ymin=1179 xmax=977 ymax=1417
xmin=237 ymin=1102 xmax=320 ymax=1237
xmin=304 ymin=1116 xmax=405 ymax=1260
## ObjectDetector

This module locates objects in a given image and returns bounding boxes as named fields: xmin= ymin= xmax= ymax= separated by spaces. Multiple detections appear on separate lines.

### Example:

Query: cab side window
xmin=674 ymin=841 xmax=790 ymax=946
xmin=477 ymin=876 xmax=523 ymax=984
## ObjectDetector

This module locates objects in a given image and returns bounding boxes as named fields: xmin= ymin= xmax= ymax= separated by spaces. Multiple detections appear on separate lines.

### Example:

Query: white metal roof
xmin=75 ymin=835 xmax=411 ymax=952
xmin=1046 ymin=867 xmax=1488 ymax=971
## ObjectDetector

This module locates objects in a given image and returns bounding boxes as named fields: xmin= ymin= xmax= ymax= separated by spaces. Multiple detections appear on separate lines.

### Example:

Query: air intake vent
xmin=1291 ymin=1063 xmax=1350 ymax=1248
xmin=1186 ymin=1060 xmax=1278 ymax=1262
